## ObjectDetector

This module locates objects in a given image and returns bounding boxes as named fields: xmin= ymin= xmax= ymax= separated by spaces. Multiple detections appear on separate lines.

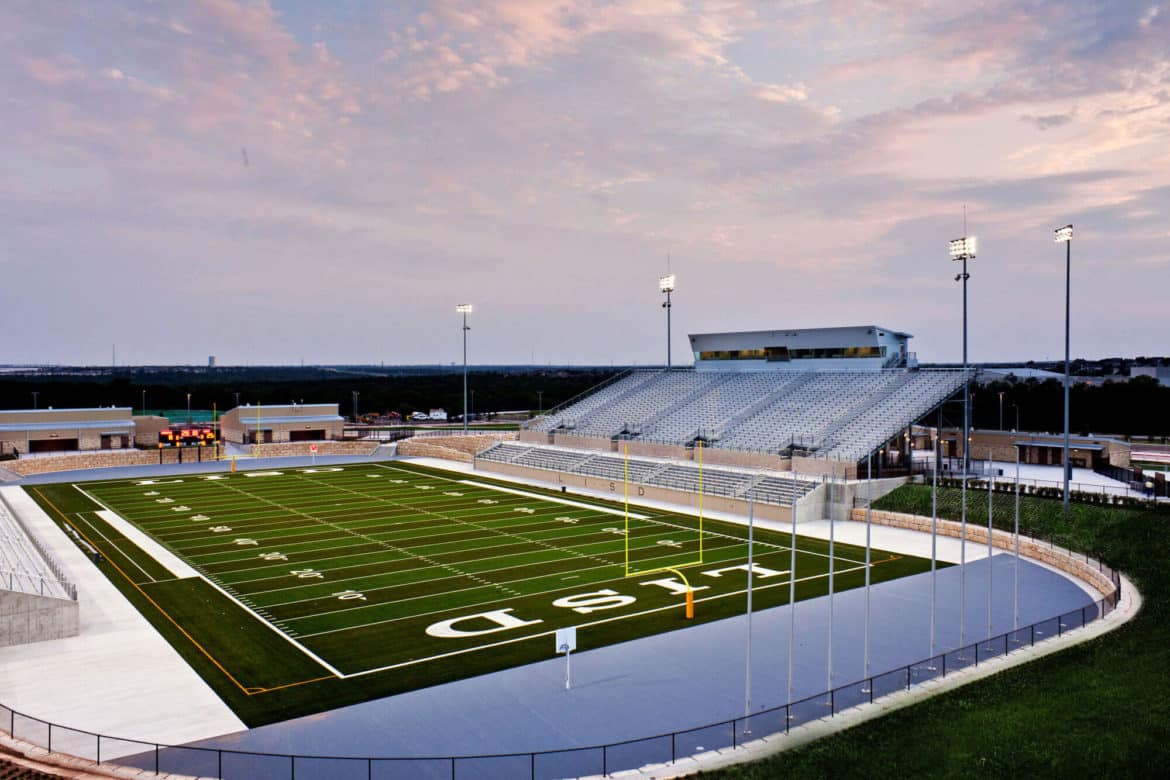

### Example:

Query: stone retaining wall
xmin=2 ymin=449 xmax=209 ymax=476
xmin=851 ymin=508 xmax=1117 ymax=598
xmin=249 ymin=441 xmax=379 ymax=458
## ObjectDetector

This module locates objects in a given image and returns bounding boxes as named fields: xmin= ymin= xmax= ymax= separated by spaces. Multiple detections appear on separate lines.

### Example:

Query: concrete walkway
xmin=0 ymin=486 xmax=245 ymax=757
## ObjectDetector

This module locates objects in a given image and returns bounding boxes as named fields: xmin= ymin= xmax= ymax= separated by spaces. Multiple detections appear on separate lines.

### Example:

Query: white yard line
xmin=79 ymin=484 xmax=346 ymax=680
xmin=92 ymin=510 xmax=199 ymax=580
xmin=456 ymin=479 xmax=650 ymax=519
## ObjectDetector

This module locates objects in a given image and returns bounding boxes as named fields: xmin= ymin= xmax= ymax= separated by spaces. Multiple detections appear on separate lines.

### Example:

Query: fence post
xmin=672 ymin=733 xmax=676 ymax=763
xmin=48 ymin=723 xmax=51 ymax=753
xmin=974 ymin=643 xmax=979 ymax=665
xmin=155 ymin=744 xmax=159 ymax=774
xmin=219 ymin=750 xmax=223 ymax=779
xmin=1031 ymin=624 xmax=1035 ymax=645
xmin=97 ymin=735 xmax=101 ymax=765
xmin=603 ymin=745 xmax=607 ymax=776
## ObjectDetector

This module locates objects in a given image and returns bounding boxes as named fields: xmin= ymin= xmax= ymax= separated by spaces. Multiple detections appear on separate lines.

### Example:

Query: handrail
xmin=0 ymin=567 xmax=1120 ymax=780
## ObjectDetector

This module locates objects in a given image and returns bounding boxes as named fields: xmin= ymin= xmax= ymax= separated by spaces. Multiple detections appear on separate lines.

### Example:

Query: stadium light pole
xmin=31 ymin=391 xmax=38 ymax=410
xmin=186 ymin=393 xmax=191 ymax=425
xmin=659 ymin=274 xmax=675 ymax=368
xmin=1055 ymin=225 xmax=1073 ymax=514
xmin=141 ymin=390 xmax=146 ymax=417
xmin=998 ymin=391 xmax=1004 ymax=431
xmin=457 ymin=304 xmax=473 ymax=434
xmin=950 ymin=234 xmax=976 ymax=646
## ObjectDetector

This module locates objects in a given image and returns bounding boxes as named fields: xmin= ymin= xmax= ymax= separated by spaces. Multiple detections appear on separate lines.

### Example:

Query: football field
xmin=29 ymin=461 xmax=934 ymax=724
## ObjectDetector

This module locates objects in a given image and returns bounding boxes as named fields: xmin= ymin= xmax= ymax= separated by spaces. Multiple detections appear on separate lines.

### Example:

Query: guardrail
xmin=0 ymin=571 xmax=1120 ymax=780
xmin=0 ymin=494 xmax=77 ymax=601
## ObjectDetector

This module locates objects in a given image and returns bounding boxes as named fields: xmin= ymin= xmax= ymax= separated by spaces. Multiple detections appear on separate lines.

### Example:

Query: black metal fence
xmin=0 ymin=570 xmax=1120 ymax=780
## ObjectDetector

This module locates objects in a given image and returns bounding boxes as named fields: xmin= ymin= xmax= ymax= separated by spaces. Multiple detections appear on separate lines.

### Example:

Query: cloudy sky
xmin=2 ymin=1 xmax=1167 ymax=366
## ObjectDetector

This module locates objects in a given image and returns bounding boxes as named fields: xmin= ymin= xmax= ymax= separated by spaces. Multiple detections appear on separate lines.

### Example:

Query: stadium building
xmin=219 ymin=403 xmax=344 ymax=444
xmin=0 ymin=407 xmax=136 ymax=455
xmin=481 ymin=325 xmax=970 ymax=519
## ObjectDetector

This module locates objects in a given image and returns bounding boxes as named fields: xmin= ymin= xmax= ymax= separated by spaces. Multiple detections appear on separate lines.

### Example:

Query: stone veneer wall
xmin=0 ymin=590 xmax=79 ymax=648
xmin=249 ymin=441 xmax=379 ymax=458
xmin=700 ymin=448 xmax=793 ymax=472
xmin=851 ymin=508 xmax=1117 ymax=598
xmin=2 ymin=449 xmax=194 ymax=476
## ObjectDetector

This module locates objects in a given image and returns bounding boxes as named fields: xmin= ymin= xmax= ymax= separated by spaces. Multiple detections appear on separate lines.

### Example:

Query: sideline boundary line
xmin=70 ymin=484 xmax=345 ymax=682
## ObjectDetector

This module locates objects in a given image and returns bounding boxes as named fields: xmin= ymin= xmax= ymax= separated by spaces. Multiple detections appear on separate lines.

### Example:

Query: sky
xmin=2 ymin=1 xmax=1168 ymax=367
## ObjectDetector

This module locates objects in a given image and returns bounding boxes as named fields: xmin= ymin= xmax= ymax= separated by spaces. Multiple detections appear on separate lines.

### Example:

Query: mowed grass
xmin=30 ymin=462 xmax=932 ymax=726
xmin=703 ymin=486 xmax=1170 ymax=779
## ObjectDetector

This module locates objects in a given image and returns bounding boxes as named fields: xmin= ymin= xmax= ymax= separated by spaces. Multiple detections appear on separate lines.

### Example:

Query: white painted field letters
xmin=551 ymin=589 xmax=637 ymax=614
xmin=425 ymin=608 xmax=543 ymax=638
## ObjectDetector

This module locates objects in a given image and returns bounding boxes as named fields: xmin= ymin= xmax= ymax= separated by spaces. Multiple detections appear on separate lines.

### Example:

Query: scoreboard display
xmin=159 ymin=427 xmax=217 ymax=447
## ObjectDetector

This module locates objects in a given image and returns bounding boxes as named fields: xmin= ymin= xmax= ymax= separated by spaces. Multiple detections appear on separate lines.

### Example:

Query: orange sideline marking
xmin=33 ymin=488 xmax=331 ymax=697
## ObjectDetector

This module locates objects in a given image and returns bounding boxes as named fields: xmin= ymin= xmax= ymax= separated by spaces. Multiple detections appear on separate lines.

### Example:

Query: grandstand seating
xmin=0 ymin=497 xmax=74 ymax=600
xmin=523 ymin=368 xmax=970 ymax=463
xmin=528 ymin=370 xmax=664 ymax=432
xmin=474 ymin=443 xmax=818 ymax=505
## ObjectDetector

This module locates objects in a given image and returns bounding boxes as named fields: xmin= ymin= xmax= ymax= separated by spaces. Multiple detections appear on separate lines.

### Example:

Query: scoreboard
xmin=159 ymin=427 xmax=217 ymax=447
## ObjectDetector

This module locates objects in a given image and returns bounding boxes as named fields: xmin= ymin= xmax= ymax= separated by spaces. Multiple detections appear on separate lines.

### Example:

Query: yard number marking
xmin=259 ymin=552 xmax=288 ymax=561
xmin=234 ymin=538 xmax=258 ymax=546
xmin=333 ymin=590 xmax=367 ymax=601
xmin=209 ymin=525 xmax=233 ymax=533
xmin=291 ymin=569 xmax=323 ymax=579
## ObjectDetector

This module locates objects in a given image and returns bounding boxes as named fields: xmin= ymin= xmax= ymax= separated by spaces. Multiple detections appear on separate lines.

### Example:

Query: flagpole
xmin=827 ymin=467 xmax=835 ymax=691
xmin=931 ymin=414 xmax=939 ymax=659
xmin=743 ymin=478 xmax=755 ymax=733
xmin=1014 ymin=444 xmax=1021 ymax=629
xmin=787 ymin=466 xmax=798 ymax=706
xmin=864 ymin=452 xmax=873 ymax=682
xmin=987 ymin=448 xmax=994 ymax=640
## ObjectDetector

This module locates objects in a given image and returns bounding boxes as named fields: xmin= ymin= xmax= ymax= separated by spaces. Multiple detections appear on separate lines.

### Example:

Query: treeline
xmin=0 ymin=368 xmax=620 ymax=420
xmin=969 ymin=376 xmax=1169 ymax=437
xmin=3 ymin=369 xmax=1167 ymax=435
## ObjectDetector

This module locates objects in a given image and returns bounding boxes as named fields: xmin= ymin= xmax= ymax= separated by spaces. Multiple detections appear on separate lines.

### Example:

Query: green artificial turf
xmin=701 ymin=485 xmax=1170 ymax=779
xmin=29 ymin=462 xmax=933 ymax=727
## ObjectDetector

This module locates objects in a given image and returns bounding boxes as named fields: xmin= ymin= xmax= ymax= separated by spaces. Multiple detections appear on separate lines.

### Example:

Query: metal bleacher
xmin=0 ymin=494 xmax=76 ymax=601
xmin=474 ymin=442 xmax=818 ymax=506
xmin=521 ymin=367 xmax=970 ymax=464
